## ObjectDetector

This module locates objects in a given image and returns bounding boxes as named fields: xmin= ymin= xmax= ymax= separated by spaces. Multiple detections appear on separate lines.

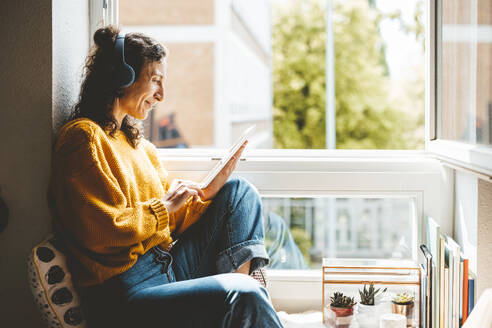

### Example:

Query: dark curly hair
xmin=69 ymin=25 xmax=167 ymax=148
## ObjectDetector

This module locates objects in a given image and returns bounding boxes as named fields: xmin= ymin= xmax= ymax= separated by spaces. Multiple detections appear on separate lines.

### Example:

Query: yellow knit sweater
xmin=48 ymin=118 xmax=210 ymax=287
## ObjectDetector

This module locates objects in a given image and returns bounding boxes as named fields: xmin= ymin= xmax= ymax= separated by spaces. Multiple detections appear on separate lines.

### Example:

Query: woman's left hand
xmin=202 ymin=141 xmax=247 ymax=201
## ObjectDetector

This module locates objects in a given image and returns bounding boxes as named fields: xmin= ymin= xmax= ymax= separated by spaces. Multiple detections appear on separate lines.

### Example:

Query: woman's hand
xmin=202 ymin=141 xmax=248 ymax=201
xmin=162 ymin=179 xmax=205 ymax=213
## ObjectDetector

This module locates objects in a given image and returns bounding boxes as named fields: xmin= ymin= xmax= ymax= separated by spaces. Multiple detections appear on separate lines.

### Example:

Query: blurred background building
xmin=120 ymin=0 xmax=273 ymax=148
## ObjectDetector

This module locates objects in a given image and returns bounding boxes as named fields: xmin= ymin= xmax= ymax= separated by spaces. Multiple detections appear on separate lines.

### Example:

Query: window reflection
xmin=439 ymin=0 xmax=492 ymax=145
xmin=262 ymin=197 xmax=414 ymax=269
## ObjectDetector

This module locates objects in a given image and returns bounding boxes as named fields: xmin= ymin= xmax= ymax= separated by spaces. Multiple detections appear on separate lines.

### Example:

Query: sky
xmin=376 ymin=0 xmax=424 ymax=80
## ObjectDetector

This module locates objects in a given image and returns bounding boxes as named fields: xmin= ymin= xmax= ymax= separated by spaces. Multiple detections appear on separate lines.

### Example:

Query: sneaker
xmin=250 ymin=267 xmax=268 ymax=288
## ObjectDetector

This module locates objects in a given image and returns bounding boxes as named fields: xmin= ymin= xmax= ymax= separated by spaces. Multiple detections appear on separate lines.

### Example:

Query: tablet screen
xmin=199 ymin=125 xmax=255 ymax=189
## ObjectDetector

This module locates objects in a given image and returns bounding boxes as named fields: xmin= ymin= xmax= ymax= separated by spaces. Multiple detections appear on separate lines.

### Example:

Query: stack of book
xmin=420 ymin=217 xmax=476 ymax=328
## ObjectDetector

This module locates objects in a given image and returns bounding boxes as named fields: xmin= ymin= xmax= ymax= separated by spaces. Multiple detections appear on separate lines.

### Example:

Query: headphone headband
xmin=113 ymin=33 xmax=135 ymax=89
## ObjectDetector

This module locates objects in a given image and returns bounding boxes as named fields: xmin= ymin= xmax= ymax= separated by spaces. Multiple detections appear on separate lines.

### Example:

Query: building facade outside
xmin=120 ymin=0 xmax=273 ymax=148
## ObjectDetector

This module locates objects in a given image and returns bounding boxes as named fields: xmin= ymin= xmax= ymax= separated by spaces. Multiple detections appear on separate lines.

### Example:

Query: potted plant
xmin=326 ymin=292 xmax=357 ymax=328
xmin=357 ymin=283 xmax=387 ymax=327
xmin=391 ymin=292 xmax=414 ymax=326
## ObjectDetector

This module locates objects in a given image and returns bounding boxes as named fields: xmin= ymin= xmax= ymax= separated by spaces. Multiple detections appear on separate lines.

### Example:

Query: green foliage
xmin=330 ymin=292 xmax=357 ymax=308
xmin=290 ymin=227 xmax=312 ymax=265
xmin=359 ymin=283 xmax=387 ymax=305
xmin=272 ymin=0 xmax=424 ymax=150
xmin=272 ymin=0 xmax=327 ymax=149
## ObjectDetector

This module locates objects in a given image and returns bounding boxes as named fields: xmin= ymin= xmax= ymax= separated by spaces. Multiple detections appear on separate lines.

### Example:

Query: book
xmin=462 ymin=257 xmax=469 ymax=323
xmin=459 ymin=259 xmax=463 ymax=326
xmin=444 ymin=267 xmax=449 ymax=328
xmin=468 ymin=275 xmax=475 ymax=316
xmin=439 ymin=236 xmax=446 ymax=328
xmin=420 ymin=244 xmax=433 ymax=328
xmin=445 ymin=236 xmax=460 ymax=328
xmin=420 ymin=263 xmax=428 ymax=328
xmin=426 ymin=217 xmax=441 ymax=328
xmin=199 ymin=125 xmax=255 ymax=189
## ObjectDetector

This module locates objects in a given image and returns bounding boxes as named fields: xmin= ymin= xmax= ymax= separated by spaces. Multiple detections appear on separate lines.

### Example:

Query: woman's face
xmin=116 ymin=59 xmax=166 ymax=121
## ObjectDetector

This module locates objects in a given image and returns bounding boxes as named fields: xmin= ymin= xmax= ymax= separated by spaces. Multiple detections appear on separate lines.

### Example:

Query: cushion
xmin=27 ymin=234 xmax=87 ymax=327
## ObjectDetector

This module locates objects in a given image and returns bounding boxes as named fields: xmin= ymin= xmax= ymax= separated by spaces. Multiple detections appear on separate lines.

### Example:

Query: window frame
xmin=89 ymin=0 xmax=118 ymax=47
xmin=426 ymin=0 xmax=492 ymax=179
xmin=101 ymin=0 xmax=455 ymax=259
xmin=158 ymin=148 xmax=452 ymax=311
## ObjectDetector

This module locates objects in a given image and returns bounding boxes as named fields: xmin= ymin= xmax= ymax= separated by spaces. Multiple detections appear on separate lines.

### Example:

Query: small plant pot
xmin=357 ymin=303 xmax=384 ymax=328
xmin=326 ymin=306 xmax=354 ymax=328
xmin=391 ymin=301 xmax=414 ymax=327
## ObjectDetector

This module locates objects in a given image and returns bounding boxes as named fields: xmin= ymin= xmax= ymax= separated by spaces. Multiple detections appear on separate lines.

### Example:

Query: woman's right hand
xmin=162 ymin=179 xmax=205 ymax=213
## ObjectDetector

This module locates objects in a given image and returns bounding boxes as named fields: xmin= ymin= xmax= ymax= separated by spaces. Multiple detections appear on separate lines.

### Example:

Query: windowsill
xmin=157 ymin=149 xmax=438 ymax=174
xmin=427 ymin=139 xmax=492 ymax=178
xmin=267 ymin=261 xmax=420 ymax=314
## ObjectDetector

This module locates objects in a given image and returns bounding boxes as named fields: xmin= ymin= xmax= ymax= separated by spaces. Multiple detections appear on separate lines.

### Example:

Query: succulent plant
xmin=330 ymin=292 xmax=357 ymax=308
xmin=359 ymin=283 xmax=387 ymax=305
xmin=392 ymin=292 xmax=414 ymax=304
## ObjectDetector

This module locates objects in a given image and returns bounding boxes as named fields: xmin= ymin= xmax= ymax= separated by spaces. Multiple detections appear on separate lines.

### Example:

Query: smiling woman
xmin=68 ymin=25 xmax=167 ymax=148
xmin=48 ymin=25 xmax=283 ymax=328
xmin=112 ymin=60 xmax=166 ymax=126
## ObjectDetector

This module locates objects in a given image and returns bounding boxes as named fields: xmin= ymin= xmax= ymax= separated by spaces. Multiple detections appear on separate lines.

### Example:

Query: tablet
xmin=199 ymin=125 xmax=255 ymax=189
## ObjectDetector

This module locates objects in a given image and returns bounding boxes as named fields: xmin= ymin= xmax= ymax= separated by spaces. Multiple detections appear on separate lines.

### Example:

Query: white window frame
xmin=159 ymin=149 xmax=452 ymax=311
xmin=94 ymin=0 xmax=462 ymax=311
xmin=89 ymin=0 xmax=118 ymax=47
xmin=426 ymin=0 xmax=492 ymax=180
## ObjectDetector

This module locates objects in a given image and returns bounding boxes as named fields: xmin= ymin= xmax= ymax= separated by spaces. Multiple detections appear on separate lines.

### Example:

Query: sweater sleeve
xmin=51 ymin=124 xmax=170 ymax=252
xmin=142 ymin=140 xmax=211 ymax=236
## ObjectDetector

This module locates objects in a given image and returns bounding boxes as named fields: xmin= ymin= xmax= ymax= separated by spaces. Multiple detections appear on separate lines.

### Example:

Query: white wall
xmin=0 ymin=1 xmax=89 ymax=326
xmin=454 ymin=171 xmax=478 ymax=274
xmin=53 ymin=0 xmax=90 ymax=134
xmin=454 ymin=170 xmax=492 ymax=301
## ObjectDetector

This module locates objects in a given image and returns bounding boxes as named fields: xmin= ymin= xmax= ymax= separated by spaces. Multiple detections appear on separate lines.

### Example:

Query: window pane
xmin=261 ymin=196 xmax=416 ymax=269
xmin=120 ymin=0 xmax=425 ymax=149
xmin=438 ymin=0 xmax=492 ymax=145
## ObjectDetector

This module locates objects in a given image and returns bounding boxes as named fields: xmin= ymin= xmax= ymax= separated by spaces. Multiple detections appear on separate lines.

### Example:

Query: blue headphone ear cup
xmin=114 ymin=63 xmax=135 ymax=89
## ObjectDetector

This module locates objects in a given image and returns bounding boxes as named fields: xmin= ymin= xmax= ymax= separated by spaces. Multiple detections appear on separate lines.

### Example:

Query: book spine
xmin=444 ymin=267 xmax=449 ymax=328
xmin=454 ymin=251 xmax=459 ymax=328
xmin=468 ymin=278 xmax=475 ymax=316
xmin=439 ymin=237 xmax=445 ymax=328
xmin=462 ymin=259 xmax=469 ymax=323
xmin=459 ymin=261 xmax=463 ymax=326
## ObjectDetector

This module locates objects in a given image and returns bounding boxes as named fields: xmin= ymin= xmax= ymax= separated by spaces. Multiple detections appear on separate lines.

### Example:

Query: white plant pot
xmin=357 ymin=303 xmax=386 ymax=328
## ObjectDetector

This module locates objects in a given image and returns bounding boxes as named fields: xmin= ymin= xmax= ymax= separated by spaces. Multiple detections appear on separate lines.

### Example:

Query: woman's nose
xmin=155 ymin=84 xmax=164 ymax=102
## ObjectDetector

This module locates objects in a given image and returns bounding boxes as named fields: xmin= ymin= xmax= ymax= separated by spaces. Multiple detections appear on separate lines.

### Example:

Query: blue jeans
xmin=79 ymin=178 xmax=284 ymax=328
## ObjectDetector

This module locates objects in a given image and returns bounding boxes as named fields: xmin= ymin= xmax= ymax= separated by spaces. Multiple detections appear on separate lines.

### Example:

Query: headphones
xmin=113 ymin=33 xmax=135 ymax=89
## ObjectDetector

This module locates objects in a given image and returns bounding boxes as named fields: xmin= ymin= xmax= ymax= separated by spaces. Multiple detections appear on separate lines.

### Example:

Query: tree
xmin=272 ymin=0 xmax=424 ymax=149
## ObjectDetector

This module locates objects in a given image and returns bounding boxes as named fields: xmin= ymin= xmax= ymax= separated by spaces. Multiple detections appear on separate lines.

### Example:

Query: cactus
xmin=392 ymin=292 xmax=414 ymax=304
xmin=330 ymin=292 xmax=357 ymax=308
xmin=359 ymin=283 xmax=387 ymax=305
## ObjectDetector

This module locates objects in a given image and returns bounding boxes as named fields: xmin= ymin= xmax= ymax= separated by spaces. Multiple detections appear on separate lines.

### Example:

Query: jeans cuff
xmin=216 ymin=241 xmax=269 ymax=274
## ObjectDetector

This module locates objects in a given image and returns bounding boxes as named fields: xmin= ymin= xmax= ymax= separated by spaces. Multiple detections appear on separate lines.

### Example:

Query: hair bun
xmin=93 ymin=25 xmax=120 ymax=49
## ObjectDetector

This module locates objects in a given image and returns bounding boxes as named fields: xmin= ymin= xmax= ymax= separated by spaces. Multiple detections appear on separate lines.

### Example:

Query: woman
xmin=48 ymin=26 xmax=283 ymax=328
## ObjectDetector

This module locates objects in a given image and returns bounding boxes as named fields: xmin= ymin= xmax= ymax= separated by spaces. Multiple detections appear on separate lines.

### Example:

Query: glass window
xmin=438 ymin=0 xmax=492 ymax=145
xmin=119 ymin=0 xmax=425 ymax=150
xmin=261 ymin=196 xmax=416 ymax=269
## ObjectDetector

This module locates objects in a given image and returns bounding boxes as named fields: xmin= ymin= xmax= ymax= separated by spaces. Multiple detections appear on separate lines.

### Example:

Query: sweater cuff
xmin=149 ymin=198 xmax=170 ymax=231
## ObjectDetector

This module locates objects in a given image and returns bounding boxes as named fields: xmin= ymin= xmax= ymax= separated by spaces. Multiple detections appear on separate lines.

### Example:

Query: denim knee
xmin=225 ymin=274 xmax=268 ymax=305
xmin=223 ymin=274 xmax=278 ymax=327
xmin=221 ymin=177 xmax=261 ymax=211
